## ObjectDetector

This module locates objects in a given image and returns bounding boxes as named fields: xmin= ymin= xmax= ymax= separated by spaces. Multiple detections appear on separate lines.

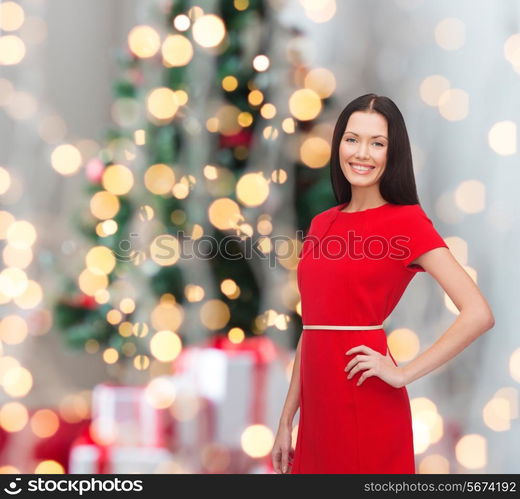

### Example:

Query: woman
xmin=271 ymin=93 xmax=495 ymax=474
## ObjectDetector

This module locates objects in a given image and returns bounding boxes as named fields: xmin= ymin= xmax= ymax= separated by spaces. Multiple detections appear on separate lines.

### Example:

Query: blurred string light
xmin=410 ymin=398 xmax=444 ymax=456
xmin=0 ymin=0 xmax=96 ymax=173
xmin=455 ymin=434 xmax=487 ymax=470
xmin=434 ymin=17 xmax=466 ymax=51
xmin=482 ymin=387 xmax=518 ymax=432
xmin=299 ymin=0 xmax=336 ymax=23
xmin=192 ymin=14 xmax=226 ymax=48
xmin=418 ymin=454 xmax=450 ymax=474
xmin=241 ymin=424 xmax=274 ymax=458
xmin=0 ymin=177 xmax=45 ymax=455
xmin=0 ymin=8 xmax=92 ymax=453
xmin=504 ymin=33 xmax=520 ymax=74
xmin=0 ymin=0 xmax=26 ymax=65
xmin=127 ymin=25 xmax=161 ymax=58
xmin=34 ymin=460 xmax=65 ymax=474
xmin=162 ymin=34 xmax=193 ymax=67
xmin=0 ymin=0 xmax=83 ymax=460
xmin=30 ymin=409 xmax=60 ymax=438
xmin=387 ymin=328 xmax=421 ymax=363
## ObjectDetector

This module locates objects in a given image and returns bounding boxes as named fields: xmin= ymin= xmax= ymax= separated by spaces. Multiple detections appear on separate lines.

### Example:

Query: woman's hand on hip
xmin=344 ymin=345 xmax=407 ymax=388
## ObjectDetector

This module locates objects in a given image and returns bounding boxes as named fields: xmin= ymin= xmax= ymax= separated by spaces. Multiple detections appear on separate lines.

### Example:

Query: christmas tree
xmin=53 ymin=0 xmax=337 ymax=378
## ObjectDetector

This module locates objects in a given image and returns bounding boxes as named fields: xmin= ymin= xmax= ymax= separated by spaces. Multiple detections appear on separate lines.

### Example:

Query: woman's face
xmin=338 ymin=111 xmax=388 ymax=186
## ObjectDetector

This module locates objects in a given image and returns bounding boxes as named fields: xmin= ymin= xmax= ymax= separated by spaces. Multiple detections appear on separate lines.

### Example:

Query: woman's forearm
xmin=402 ymin=308 xmax=495 ymax=385
xmin=278 ymin=333 xmax=302 ymax=428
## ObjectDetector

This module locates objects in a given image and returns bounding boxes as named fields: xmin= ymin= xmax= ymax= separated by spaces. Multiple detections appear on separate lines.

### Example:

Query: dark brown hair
xmin=330 ymin=93 xmax=420 ymax=205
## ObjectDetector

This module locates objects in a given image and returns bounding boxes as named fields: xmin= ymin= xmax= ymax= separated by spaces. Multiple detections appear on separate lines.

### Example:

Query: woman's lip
xmin=350 ymin=163 xmax=375 ymax=174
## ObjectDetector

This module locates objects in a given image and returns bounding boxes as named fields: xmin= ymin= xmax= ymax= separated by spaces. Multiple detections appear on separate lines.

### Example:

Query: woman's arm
xmin=278 ymin=333 xmax=302 ymax=428
xmin=272 ymin=333 xmax=302 ymax=473
xmin=402 ymin=247 xmax=495 ymax=385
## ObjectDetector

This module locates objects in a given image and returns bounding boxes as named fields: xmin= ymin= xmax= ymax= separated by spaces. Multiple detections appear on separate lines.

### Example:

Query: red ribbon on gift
xmin=70 ymin=423 xmax=111 ymax=474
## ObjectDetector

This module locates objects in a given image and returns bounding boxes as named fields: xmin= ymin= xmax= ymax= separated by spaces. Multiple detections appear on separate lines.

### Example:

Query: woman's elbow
xmin=485 ymin=312 xmax=495 ymax=331
xmin=464 ymin=306 xmax=495 ymax=333
xmin=479 ymin=309 xmax=495 ymax=332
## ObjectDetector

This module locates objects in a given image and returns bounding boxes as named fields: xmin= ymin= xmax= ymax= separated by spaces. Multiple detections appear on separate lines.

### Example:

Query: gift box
xmin=168 ymin=372 xmax=215 ymax=454
xmin=0 ymin=409 xmax=89 ymax=473
xmin=171 ymin=334 xmax=291 ymax=450
xmin=68 ymin=425 xmax=178 ymax=474
xmin=90 ymin=382 xmax=169 ymax=448
xmin=166 ymin=374 xmax=252 ymax=473
xmin=70 ymin=446 xmax=176 ymax=474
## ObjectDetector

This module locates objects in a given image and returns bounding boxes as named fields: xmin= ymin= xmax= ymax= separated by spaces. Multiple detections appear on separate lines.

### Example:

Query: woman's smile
xmin=350 ymin=162 xmax=376 ymax=175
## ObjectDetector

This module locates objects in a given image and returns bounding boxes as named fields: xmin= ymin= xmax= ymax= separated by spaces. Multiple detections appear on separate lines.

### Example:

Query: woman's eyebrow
xmin=343 ymin=131 xmax=388 ymax=139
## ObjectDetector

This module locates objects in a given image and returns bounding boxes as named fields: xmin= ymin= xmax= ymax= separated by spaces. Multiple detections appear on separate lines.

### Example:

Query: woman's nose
xmin=354 ymin=140 xmax=369 ymax=154
xmin=356 ymin=145 xmax=369 ymax=157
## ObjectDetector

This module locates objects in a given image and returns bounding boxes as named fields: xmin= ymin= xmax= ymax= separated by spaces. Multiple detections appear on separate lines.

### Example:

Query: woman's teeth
xmin=350 ymin=163 xmax=375 ymax=174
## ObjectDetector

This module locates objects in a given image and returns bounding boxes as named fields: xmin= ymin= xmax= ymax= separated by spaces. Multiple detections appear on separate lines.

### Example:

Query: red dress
xmin=291 ymin=201 xmax=448 ymax=474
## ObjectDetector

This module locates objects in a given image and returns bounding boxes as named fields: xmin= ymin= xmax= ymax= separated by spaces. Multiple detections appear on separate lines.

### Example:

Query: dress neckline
xmin=337 ymin=201 xmax=390 ymax=214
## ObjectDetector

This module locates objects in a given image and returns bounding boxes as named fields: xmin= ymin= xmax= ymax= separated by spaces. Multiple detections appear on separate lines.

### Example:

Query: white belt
xmin=303 ymin=324 xmax=384 ymax=330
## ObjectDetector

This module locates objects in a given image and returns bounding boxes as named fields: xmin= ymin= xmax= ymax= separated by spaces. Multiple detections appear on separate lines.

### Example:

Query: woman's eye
xmin=345 ymin=138 xmax=384 ymax=147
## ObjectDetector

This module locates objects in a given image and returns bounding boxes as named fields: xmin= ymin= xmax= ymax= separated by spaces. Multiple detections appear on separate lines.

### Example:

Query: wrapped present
xmin=68 ymin=426 xmax=111 ymax=474
xmin=171 ymin=334 xmax=291 ymax=450
xmin=91 ymin=382 xmax=169 ymax=448
xmin=168 ymin=373 xmax=215 ymax=454
xmin=0 ymin=409 xmax=89 ymax=473
xmin=69 ymin=425 xmax=177 ymax=474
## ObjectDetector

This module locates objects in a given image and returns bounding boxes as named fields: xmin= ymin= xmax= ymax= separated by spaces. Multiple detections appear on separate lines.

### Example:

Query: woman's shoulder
xmin=302 ymin=205 xmax=338 ymax=236
xmin=384 ymin=203 xmax=439 ymax=234
xmin=307 ymin=204 xmax=339 ymax=224
xmin=316 ymin=204 xmax=340 ymax=219
xmin=389 ymin=202 xmax=421 ymax=211
xmin=387 ymin=202 xmax=428 ymax=218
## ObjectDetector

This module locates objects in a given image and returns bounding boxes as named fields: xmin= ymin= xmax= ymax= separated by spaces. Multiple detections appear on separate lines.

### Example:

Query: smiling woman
xmin=338 ymin=111 xmax=389 ymax=190
xmin=271 ymin=93 xmax=495 ymax=475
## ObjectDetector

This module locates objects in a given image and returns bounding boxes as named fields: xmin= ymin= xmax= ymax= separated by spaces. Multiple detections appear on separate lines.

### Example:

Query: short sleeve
xmin=399 ymin=204 xmax=448 ymax=273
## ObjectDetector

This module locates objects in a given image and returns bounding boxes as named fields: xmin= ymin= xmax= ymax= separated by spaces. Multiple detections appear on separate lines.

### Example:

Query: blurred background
xmin=0 ymin=0 xmax=518 ymax=474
